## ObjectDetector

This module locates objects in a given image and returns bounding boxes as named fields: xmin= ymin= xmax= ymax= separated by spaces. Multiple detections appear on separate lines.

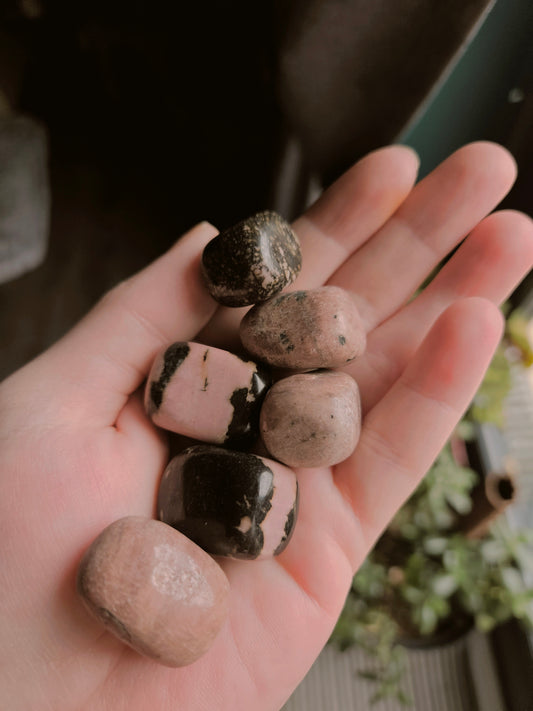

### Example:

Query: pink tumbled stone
xmin=239 ymin=286 xmax=366 ymax=370
xmin=145 ymin=341 xmax=270 ymax=449
xmin=260 ymin=370 xmax=361 ymax=467
xmin=76 ymin=516 xmax=229 ymax=667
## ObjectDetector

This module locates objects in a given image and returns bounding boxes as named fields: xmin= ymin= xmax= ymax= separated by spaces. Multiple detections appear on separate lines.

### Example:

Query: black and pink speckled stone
xmin=201 ymin=211 xmax=302 ymax=307
xmin=260 ymin=370 xmax=361 ymax=468
xmin=240 ymin=286 xmax=366 ymax=370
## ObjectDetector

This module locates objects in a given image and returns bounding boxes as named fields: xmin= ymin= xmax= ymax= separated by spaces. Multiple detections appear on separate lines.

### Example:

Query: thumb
xmin=8 ymin=221 xmax=219 ymax=427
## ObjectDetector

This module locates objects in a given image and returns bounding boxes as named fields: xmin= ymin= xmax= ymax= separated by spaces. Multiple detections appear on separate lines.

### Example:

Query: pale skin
xmin=1 ymin=142 xmax=532 ymax=711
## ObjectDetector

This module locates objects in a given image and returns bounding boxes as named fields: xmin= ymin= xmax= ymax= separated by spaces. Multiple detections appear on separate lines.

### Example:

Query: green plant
xmin=330 ymin=446 xmax=533 ymax=703
xmin=330 ymin=310 xmax=533 ymax=704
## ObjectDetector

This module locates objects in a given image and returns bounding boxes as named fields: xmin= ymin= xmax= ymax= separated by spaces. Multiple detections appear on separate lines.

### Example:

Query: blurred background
xmin=1 ymin=1 xmax=532 ymax=708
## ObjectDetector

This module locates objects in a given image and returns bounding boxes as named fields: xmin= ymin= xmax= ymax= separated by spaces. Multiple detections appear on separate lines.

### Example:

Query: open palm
xmin=1 ymin=143 xmax=532 ymax=711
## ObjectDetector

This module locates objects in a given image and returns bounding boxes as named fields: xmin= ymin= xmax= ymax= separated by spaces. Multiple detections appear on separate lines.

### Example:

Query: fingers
xmin=30 ymin=222 xmax=219 ymax=425
xmin=410 ymin=210 xmax=533 ymax=312
xmin=334 ymin=298 xmax=504 ymax=552
xmin=293 ymin=144 xmax=420 ymax=288
xmin=329 ymin=142 xmax=517 ymax=330
xmin=351 ymin=209 xmax=533 ymax=412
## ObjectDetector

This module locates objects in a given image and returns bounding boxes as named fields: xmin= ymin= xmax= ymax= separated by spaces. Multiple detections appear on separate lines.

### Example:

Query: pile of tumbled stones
xmin=76 ymin=211 xmax=366 ymax=667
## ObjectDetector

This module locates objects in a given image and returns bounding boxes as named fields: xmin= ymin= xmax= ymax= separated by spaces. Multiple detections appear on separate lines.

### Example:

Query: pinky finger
xmin=334 ymin=297 xmax=504 ymax=553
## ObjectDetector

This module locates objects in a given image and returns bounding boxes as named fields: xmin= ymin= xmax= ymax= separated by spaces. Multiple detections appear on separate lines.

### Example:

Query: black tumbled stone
xmin=158 ymin=445 xmax=299 ymax=560
xmin=201 ymin=210 xmax=302 ymax=307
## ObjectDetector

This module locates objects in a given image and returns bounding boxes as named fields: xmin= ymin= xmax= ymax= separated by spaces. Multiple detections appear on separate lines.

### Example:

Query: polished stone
xmin=76 ymin=516 xmax=229 ymax=667
xmin=158 ymin=445 xmax=299 ymax=560
xmin=145 ymin=341 xmax=270 ymax=449
xmin=240 ymin=285 xmax=366 ymax=370
xmin=260 ymin=370 xmax=361 ymax=467
xmin=201 ymin=210 xmax=302 ymax=307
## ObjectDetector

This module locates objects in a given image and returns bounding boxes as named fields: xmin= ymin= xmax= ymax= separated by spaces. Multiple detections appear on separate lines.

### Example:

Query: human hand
xmin=1 ymin=143 xmax=532 ymax=711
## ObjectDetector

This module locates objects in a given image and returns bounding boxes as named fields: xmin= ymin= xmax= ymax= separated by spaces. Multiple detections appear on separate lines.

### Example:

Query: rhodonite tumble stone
xmin=240 ymin=286 xmax=366 ymax=370
xmin=260 ymin=371 xmax=361 ymax=468
xmin=158 ymin=445 xmax=299 ymax=560
xmin=145 ymin=341 xmax=270 ymax=449
xmin=76 ymin=516 xmax=229 ymax=667
xmin=201 ymin=210 xmax=302 ymax=307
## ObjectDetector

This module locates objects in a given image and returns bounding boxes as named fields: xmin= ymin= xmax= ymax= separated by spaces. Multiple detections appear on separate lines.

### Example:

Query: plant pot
xmin=396 ymin=612 xmax=474 ymax=650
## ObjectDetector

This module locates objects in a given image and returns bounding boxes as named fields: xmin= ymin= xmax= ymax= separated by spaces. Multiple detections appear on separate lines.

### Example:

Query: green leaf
xmin=397 ymin=690 xmax=413 ymax=707
xmin=432 ymin=574 xmax=458 ymax=598
xmin=476 ymin=613 xmax=496 ymax=632
xmin=418 ymin=603 xmax=439 ymax=635
xmin=501 ymin=567 xmax=526 ymax=594
xmin=424 ymin=537 xmax=449 ymax=556
xmin=445 ymin=490 xmax=473 ymax=515
xmin=506 ymin=309 xmax=533 ymax=366
xmin=455 ymin=420 xmax=476 ymax=441
xmin=481 ymin=539 xmax=509 ymax=564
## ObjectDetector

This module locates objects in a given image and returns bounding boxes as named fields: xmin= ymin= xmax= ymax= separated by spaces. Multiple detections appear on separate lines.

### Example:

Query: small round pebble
xmin=201 ymin=210 xmax=302 ymax=307
xmin=240 ymin=286 xmax=366 ymax=370
xmin=77 ymin=516 xmax=229 ymax=667
xmin=158 ymin=445 xmax=299 ymax=560
xmin=260 ymin=371 xmax=361 ymax=468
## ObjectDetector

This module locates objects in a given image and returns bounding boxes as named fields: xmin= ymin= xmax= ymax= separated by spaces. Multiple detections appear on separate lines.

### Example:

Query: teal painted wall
xmin=400 ymin=0 xmax=533 ymax=178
